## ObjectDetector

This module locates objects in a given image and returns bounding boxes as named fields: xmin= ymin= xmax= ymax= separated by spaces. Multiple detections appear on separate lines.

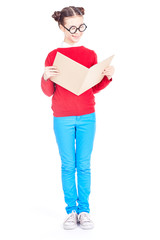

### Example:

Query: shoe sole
xmin=63 ymin=224 xmax=77 ymax=230
xmin=79 ymin=224 xmax=94 ymax=230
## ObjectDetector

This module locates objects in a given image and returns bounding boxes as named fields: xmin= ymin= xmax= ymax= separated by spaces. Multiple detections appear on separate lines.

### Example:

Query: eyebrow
xmin=67 ymin=23 xmax=84 ymax=27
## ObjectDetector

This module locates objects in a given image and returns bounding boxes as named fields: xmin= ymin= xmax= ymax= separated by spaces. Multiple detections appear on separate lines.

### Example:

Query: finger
xmin=50 ymin=71 xmax=60 ymax=74
xmin=103 ymin=67 xmax=111 ymax=71
xmin=107 ymin=75 xmax=112 ymax=79
xmin=47 ymin=69 xmax=60 ymax=73
xmin=48 ymin=73 xmax=60 ymax=77
xmin=102 ymin=69 xmax=110 ymax=73
xmin=45 ymin=66 xmax=59 ymax=70
xmin=45 ymin=67 xmax=56 ymax=70
xmin=52 ymin=65 xmax=60 ymax=70
xmin=103 ymin=70 xmax=111 ymax=75
xmin=45 ymin=65 xmax=58 ymax=68
xmin=105 ymin=66 xmax=113 ymax=70
xmin=53 ymin=68 xmax=60 ymax=72
xmin=49 ymin=73 xmax=60 ymax=76
xmin=50 ymin=73 xmax=59 ymax=76
xmin=48 ymin=69 xmax=59 ymax=72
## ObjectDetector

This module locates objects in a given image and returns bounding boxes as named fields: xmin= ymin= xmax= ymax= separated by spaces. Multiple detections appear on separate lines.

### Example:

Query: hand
xmin=43 ymin=66 xmax=60 ymax=81
xmin=102 ymin=65 xmax=115 ymax=80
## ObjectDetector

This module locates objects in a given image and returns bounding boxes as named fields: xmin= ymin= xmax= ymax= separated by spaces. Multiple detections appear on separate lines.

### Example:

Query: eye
xmin=69 ymin=26 xmax=77 ymax=33
xmin=79 ymin=24 xmax=87 ymax=32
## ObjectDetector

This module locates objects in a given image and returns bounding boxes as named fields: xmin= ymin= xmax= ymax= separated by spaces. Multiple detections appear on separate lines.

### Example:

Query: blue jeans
xmin=53 ymin=112 xmax=96 ymax=214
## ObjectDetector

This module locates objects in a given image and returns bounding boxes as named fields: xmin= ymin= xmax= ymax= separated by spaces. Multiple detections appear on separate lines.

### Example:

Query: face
xmin=60 ymin=16 xmax=84 ymax=45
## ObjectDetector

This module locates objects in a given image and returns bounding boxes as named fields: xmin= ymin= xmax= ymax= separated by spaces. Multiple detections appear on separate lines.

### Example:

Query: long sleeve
xmin=92 ymin=51 xmax=112 ymax=94
xmin=41 ymin=52 xmax=56 ymax=97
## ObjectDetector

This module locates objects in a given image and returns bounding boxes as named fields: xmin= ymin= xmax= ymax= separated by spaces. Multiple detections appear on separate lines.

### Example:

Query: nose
xmin=74 ymin=30 xmax=82 ymax=36
xmin=72 ymin=32 xmax=80 ymax=37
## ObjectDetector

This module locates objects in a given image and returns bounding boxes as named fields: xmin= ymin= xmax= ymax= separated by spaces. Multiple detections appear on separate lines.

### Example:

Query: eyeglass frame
xmin=61 ymin=23 xmax=87 ymax=34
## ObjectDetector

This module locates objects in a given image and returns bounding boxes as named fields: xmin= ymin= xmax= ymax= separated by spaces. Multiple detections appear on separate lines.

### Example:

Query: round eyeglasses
xmin=62 ymin=23 xmax=87 ymax=34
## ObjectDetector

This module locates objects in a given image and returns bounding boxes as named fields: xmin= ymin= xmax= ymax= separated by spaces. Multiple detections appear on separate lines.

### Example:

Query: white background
xmin=0 ymin=0 xmax=160 ymax=239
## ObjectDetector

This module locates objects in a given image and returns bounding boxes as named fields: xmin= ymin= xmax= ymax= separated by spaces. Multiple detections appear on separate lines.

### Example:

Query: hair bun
xmin=52 ymin=11 xmax=61 ymax=21
xmin=77 ymin=7 xmax=85 ymax=15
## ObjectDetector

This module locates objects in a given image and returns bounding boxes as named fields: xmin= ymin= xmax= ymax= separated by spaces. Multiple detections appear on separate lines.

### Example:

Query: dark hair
xmin=52 ymin=6 xmax=85 ymax=26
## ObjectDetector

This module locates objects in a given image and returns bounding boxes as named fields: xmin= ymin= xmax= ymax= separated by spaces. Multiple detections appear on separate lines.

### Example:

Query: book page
xmin=50 ymin=52 xmax=88 ymax=95
xmin=78 ymin=55 xmax=114 ymax=95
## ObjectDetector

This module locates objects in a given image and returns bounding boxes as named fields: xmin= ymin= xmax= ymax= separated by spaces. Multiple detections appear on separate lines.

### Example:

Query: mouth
xmin=72 ymin=35 xmax=80 ymax=40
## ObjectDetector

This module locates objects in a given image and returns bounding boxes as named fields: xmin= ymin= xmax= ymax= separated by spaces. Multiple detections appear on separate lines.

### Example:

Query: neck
xmin=64 ymin=38 xmax=79 ymax=46
xmin=65 ymin=42 xmax=75 ymax=46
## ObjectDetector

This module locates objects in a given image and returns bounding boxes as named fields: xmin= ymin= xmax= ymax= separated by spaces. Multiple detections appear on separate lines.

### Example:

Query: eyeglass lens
xmin=69 ymin=24 xmax=87 ymax=34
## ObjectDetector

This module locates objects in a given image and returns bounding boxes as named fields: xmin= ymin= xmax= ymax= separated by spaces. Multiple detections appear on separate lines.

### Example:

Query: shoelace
xmin=65 ymin=212 xmax=76 ymax=223
xmin=78 ymin=213 xmax=91 ymax=222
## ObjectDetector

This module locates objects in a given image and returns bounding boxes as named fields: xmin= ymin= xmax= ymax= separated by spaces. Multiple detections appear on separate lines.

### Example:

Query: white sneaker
xmin=78 ymin=212 xmax=94 ymax=230
xmin=63 ymin=211 xmax=78 ymax=230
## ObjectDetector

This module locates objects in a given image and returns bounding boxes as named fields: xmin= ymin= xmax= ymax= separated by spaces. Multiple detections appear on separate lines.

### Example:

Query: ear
xmin=59 ymin=24 xmax=65 ymax=32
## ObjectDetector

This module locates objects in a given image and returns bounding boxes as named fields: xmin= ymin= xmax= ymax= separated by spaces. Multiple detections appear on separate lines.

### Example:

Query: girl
xmin=41 ymin=6 xmax=114 ymax=230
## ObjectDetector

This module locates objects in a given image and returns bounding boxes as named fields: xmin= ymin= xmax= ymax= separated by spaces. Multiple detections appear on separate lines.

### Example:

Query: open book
xmin=50 ymin=52 xmax=114 ymax=96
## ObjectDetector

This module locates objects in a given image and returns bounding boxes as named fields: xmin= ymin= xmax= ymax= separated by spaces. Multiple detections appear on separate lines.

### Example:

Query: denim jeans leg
xmin=75 ymin=113 xmax=96 ymax=214
xmin=53 ymin=116 xmax=77 ymax=214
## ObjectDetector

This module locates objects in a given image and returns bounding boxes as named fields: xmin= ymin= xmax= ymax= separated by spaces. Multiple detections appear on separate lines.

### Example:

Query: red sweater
xmin=41 ymin=46 xmax=112 ymax=117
